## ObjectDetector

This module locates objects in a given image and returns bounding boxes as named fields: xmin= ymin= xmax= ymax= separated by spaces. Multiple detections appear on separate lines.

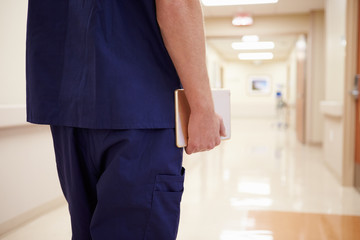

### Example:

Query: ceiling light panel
xmin=242 ymin=35 xmax=260 ymax=42
xmin=232 ymin=41 xmax=275 ymax=50
xmin=202 ymin=0 xmax=279 ymax=7
xmin=238 ymin=52 xmax=274 ymax=60
xmin=232 ymin=15 xmax=253 ymax=26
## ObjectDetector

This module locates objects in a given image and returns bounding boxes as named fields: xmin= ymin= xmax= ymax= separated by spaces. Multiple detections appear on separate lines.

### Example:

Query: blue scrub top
xmin=26 ymin=0 xmax=182 ymax=129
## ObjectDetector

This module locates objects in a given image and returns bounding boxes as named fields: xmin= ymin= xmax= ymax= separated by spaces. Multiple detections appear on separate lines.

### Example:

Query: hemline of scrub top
xmin=27 ymin=118 xmax=176 ymax=130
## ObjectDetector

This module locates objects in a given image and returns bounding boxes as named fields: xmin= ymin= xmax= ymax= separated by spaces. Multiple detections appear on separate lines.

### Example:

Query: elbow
xmin=156 ymin=0 xmax=198 ymax=29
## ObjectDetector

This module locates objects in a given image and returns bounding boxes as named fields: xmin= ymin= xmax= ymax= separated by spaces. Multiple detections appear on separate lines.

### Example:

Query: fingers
xmin=185 ymin=142 xmax=196 ymax=155
xmin=185 ymin=113 xmax=226 ymax=155
xmin=185 ymin=137 xmax=221 ymax=155
xmin=185 ymin=143 xmax=204 ymax=155
xmin=185 ymin=146 xmax=196 ymax=155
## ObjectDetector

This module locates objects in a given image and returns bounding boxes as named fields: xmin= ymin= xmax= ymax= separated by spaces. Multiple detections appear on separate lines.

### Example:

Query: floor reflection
xmin=178 ymin=117 xmax=360 ymax=240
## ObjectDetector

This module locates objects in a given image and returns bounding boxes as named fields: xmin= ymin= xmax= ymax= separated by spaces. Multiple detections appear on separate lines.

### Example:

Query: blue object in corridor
xmin=50 ymin=126 xmax=185 ymax=240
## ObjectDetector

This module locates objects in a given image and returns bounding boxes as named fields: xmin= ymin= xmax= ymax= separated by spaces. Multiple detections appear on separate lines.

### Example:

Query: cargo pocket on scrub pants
xmin=144 ymin=167 xmax=185 ymax=240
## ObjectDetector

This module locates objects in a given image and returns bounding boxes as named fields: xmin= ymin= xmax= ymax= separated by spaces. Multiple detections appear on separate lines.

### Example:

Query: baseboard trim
xmin=307 ymin=142 xmax=322 ymax=147
xmin=0 ymin=196 xmax=66 ymax=236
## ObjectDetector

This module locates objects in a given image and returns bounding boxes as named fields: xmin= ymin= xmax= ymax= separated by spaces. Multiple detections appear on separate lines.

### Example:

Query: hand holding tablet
xmin=175 ymin=89 xmax=231 ymax=148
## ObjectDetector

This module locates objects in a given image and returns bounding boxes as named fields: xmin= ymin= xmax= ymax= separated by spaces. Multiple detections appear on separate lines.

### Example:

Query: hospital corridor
xmin=2 ymin=0 xmax=360 ymax=239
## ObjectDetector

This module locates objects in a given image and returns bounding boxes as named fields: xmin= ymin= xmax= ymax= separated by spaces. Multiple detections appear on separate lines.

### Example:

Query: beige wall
xmin=0 ymin=1 xmax=63 ymax=234
xmin=206 ymin=44 xmax=225 ymax=88
xmin=322 ymin=115 xmax=344 ymax=180
xmin=306 ymin=11 xmax=326 ymax=144
xmin=287 ymin=48 xmax=298 ymax=107
xmin=324 ymin=0 xmax=347 ymax=101
xmin=0 ymin=0 xmax=27 ymax=105
xmin=0 ymin=125 xmax=63 ymax=233
xmin=224 ymin=61 xmax=288 ymax=118
xmin=321 ymin=0 xmax=347 ymax=182
xmin=286 ymin=46 xmax=298 ymax=131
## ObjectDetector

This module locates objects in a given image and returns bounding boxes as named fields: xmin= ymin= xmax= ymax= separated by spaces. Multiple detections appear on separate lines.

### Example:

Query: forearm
xmin=155 ymin=0 xmax=214 ymax=113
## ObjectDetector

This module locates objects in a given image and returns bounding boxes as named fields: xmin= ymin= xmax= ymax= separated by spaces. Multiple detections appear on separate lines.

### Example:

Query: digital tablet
xmin=175 ymin=89 xmax=231 ymax=148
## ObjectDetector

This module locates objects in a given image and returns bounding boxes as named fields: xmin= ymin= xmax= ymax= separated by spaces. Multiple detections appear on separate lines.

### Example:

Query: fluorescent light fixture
xmin=232 ymin=14 xmax=253 ymax=26
xmin=232 ymin=41 xmax=275 ymax=50
xmin=242 ymin=35 xmax=259 ymax=42
xmin=202 ymin=0 xmax=279 ymax=6
xmin=237 ymin=182 xmax=271 ymax=195
xmin=296 ymin=39 xmax=306 ymax=50
xmin=230 ymin=197 xmax=273 ymax=207
xmin=238 ymin=52 xmax=274 ymax=60
xmin=221 ymin=230 xmax=274 ymax=240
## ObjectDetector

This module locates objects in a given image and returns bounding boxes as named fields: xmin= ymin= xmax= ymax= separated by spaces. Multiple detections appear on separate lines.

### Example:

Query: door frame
xmin=342 ymin=0 xmax=359 ymax=186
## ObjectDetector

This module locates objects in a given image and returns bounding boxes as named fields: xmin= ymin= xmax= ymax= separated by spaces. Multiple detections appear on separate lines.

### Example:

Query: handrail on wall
xmin=320 ymin=101 xmax=343 ymax=118
xmin=0 ymin=105 xmax=30 ymax=128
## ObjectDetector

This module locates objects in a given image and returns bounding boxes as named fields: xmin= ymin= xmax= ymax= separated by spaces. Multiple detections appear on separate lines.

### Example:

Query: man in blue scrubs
xmin=26 ymin=0 xmax=225 ymax=239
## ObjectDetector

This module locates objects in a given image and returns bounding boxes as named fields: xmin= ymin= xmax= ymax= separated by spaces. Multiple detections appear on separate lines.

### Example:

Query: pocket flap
xmin=154 ymin=167 xmax=185 ymax=192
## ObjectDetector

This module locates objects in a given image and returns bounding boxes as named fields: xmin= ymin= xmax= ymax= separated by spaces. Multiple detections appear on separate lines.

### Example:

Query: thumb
xmin=219 ymin=117 xmax=226 ymax=137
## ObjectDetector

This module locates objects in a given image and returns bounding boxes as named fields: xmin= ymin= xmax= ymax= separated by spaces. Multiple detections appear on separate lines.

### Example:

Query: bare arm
xmin=155 ymin=0 xmax=225 ymax=154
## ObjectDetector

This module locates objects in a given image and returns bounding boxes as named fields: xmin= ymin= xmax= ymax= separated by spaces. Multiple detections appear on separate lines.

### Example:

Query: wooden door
xmin=296 ymin=52 xmax=306 ymax=144
xmin=355 ymin=2 xmax=360 ymax=191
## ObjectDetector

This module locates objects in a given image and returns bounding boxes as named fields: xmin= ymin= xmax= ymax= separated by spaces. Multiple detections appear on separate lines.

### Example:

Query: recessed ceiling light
xmin=296 ymin=39 xmax=306 ymax=50
xmin=242 ymin=35 xmax=260 ymax=42
xmin=202 ymin=0 xmax=279 ymax=7
xmin=232 ymin=14 xmax=253 ymax=26
xmin=238 ymin=52 xmax=274 ymax=60
xmin=232 ymin=41 xmax=275 ymax=50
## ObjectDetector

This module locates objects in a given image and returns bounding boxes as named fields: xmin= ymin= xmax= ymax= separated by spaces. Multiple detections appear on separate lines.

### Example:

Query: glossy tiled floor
xmin=2 ymin=117 xmax=360 ymax=240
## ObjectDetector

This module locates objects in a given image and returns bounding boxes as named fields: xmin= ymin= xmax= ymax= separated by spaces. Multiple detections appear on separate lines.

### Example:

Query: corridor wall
xmin=0 ymin=0 xmax=64 ymax=235
xmin=321 ymin=0 xmax=347 ymax=182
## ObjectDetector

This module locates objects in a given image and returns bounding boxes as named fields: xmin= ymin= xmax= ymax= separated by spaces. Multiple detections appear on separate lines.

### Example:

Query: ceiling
xmin=202 ymin=0 xmax=325 ymax=62
xmin=202 ymin=0 xmax=325 ymax=17
xmin=208 ymin=35 xmax=299 ymax=62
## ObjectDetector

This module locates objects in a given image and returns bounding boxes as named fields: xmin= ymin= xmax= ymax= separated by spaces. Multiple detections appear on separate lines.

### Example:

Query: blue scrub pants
xmin=50 ymin=126 xmax=185 ymax=240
